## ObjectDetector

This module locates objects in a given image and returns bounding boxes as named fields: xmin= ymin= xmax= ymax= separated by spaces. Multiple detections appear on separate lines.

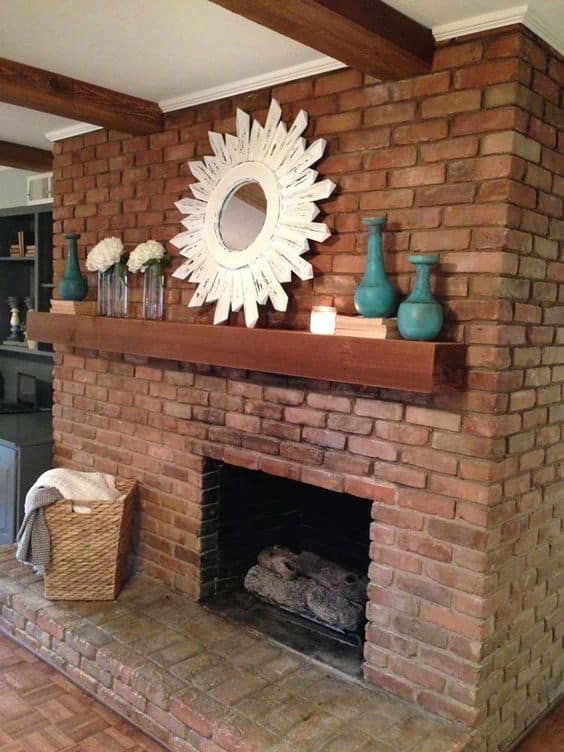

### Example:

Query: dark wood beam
xmin=0 ymin=140 xmax=52 ymax=172
xmin=0 ymin=57 xmax=163 ymax=135
xmin=28 ymin=313 xmax=466 ymax=394
xmin=210 ymin=0 xmax=434 ymax=79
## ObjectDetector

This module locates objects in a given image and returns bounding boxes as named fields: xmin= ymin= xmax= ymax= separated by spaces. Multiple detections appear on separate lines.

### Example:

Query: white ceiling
xmin=388 ymin=0 xmax=564 ymax=47
xmin=0 ymin=0 xmax=335 ymax=100
xmin=0 ymin=104 xmax=77 ymax=150
xmin=388 ymin=0 xmax=549 ymax=28
xmin=0 ymin=0 xmax=561 ymax=160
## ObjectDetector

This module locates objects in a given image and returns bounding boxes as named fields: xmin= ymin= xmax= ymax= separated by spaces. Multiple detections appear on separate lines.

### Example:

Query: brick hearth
xmin=0 ymin=548 xmax=472 ymax=752
xmin=46 ymin=24 xmax=564 ymax=752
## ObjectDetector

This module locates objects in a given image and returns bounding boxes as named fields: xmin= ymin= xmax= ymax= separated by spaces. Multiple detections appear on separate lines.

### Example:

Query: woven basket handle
xmin=72 ymin=504 xmax=93 ymax=514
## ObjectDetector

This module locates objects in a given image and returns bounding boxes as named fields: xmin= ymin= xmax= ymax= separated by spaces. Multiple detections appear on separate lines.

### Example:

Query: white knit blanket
xmin=17 ymin=470 xmax=122 ymax=573
xmin=29 ymin=469 xmax=123 ymax=502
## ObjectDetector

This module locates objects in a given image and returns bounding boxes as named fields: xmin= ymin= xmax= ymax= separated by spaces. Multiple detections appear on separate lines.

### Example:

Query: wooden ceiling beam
xmin=210 ymin=0 xmax=434 ymax=79
xmin=0 ymin=57 xmax=163 ymax=135
xmin=0 ymin=140 xmax=52 ymax=172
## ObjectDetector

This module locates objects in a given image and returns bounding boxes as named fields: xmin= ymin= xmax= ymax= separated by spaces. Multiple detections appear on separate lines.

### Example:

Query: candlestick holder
xmin=6 ymin=297 xmax=24 ymax=342
xmin=310 ymin=306 xmax=337 ymax=335
xmin=24 ymin=296 xmax=36 ymax=349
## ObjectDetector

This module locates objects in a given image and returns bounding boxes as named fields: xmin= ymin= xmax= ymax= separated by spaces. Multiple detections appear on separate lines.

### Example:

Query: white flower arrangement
xmin=86 ymin=237 xmax=125 ymax=274
xmin=127 ymin=240 xmax=170 ymax=275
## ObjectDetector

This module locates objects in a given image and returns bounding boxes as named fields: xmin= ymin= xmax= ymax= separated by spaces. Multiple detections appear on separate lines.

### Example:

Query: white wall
xmin=0 ymin=168 xmax=35 ymax=209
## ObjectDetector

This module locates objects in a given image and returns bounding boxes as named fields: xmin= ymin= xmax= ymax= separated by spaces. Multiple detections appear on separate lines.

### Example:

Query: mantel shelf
xmin=27 ymin=313 xmax=466 ymax=394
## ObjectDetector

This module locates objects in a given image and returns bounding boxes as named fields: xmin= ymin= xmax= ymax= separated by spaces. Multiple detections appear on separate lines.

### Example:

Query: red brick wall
xmin=471 ymin=31 xmax=564 ymax=752
xmin=51 ymin=27 xmax=563 ymax=751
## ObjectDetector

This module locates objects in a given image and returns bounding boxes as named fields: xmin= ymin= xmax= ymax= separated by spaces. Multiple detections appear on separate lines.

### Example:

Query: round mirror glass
xmin=219 ymin=180 xmax=267 ymax=251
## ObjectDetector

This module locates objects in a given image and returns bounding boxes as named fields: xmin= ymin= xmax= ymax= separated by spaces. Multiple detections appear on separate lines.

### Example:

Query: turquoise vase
xmin=398 ymin=255 xmax=443 ymax=341
xmin=354 ymin=217 xmax=398 ymax=318
xmin=58 ymin=233 xmax=88 ymax=301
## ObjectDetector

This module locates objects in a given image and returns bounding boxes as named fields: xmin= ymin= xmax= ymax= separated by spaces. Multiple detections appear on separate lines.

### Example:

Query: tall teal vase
xmin=58 ymin=233 xmax=88 ymax=301
xmin=354 ymin=217 xmax=398 ymax=318
xmin=397 ymin=255 xmax=443 ymax=341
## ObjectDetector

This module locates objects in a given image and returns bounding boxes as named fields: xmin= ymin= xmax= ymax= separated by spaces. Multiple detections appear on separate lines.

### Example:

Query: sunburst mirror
xmin=171 ymin=99 xmax=336 ymax=327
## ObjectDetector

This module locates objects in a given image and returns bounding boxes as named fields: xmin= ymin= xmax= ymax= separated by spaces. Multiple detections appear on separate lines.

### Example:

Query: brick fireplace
xmin=44 ymin=25 xmax=563 ymax=752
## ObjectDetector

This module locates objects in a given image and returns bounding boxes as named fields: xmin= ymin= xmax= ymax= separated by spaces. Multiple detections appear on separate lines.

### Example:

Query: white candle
xmin=310 ymin=305 xmax=337 ymax=335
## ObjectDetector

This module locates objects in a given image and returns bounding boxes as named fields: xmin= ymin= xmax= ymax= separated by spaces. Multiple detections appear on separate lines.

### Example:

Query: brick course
xmin=48 ymin=27 xmax=563 ymax=752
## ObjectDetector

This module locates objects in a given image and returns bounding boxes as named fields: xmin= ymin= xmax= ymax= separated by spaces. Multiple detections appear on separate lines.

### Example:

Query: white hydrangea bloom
xmin=86 ymin=237 xmax=124 ymax=273
xmin=127 ymin=240 xmax=166 ymax=273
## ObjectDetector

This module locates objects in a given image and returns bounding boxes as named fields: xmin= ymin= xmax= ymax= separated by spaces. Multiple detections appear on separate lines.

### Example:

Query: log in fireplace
xmin=203 ymin=463 xmax=372 ymax=677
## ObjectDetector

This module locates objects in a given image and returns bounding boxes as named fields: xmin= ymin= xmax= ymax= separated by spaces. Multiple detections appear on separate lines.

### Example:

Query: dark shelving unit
xmin=0 ymin=204 xmax=53 ymax=355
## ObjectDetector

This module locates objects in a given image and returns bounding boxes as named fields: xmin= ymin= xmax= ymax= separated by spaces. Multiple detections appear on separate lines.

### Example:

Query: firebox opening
xmin=203 ymin=463 xmax=372 ymax=678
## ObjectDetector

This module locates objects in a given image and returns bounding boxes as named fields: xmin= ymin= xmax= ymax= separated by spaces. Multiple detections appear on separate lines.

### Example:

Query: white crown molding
xmin=159 ymin=56 xmax=346 ymax=113
xmin=524 ymin=7 xmax=564 ymax=56
xmin=433 ymin=5 xmax=528 ymax=41
xmin=44 ymin=57 xmax=345 ymax=142
xmin=43 ymin=12 xmax=562 ymax=146
xmin=433 ymin=3 xmax=563 ymax=55
xmin=0 ymin=166 xmax=13 ymax=172
xmin=45 ymin=122 xmax=102 ymax=143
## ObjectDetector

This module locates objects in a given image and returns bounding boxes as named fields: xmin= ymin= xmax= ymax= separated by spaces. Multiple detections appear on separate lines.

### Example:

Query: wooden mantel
xmin=28 ymin=313 xmax=466 ymax=394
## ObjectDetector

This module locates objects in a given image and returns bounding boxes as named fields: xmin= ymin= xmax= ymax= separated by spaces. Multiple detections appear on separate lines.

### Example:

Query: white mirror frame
xmin=171 ymin=98 xmax=336 ymax=327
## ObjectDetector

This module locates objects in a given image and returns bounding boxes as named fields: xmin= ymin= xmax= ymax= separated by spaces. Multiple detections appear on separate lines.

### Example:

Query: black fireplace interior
xmin=204 ymin=463 xmax=372 ymax=677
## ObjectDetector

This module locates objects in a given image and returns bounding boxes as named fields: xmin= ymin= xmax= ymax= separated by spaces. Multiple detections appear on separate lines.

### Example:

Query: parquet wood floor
xmin=0 ymin=633 xmax=166 ymax=752
xmin=516 ymin=700 xmax=564 ymax=752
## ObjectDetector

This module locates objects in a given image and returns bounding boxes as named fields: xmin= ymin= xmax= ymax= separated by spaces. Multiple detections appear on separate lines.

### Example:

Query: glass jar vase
xmin=143 ymin=265 xmax=165 ymax=319
xmin=97 ymin=270 xmax=110 ymax=316
xmin=108 ymin=267 xmax=128 ymax=317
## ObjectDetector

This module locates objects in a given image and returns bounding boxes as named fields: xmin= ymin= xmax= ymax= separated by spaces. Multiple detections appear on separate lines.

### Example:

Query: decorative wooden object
xmin=27 ymin=313 xmax=466 ymax=393
xmin=50 ymin=301 xmax=97 ymax=316
xmin=0 ymin=140 xmax=52 ymax=172
xmin=172 ymin=98 xmax=335 ymax=328
xmin=0 ymin=56 xmax=163 ymax=135
xmin=209 ymin=0 xmax=434 ymax=79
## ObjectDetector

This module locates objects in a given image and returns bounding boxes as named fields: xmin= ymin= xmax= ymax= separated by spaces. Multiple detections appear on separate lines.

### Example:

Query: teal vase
xmin=398 ymin=255 xmax=443 ymax=341
xmin=58 ymin=233 xmax=88 ymax=301
xmin=354 ymin=217 xmax=398 ymax=318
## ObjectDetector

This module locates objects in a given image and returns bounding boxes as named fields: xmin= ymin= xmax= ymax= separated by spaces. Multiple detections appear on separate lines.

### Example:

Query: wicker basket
xmin=44 ymin=479 xmax=136 ymax=601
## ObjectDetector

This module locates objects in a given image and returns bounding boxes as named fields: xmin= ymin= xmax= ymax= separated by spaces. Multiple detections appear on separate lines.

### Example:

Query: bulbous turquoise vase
xmin=354 ymin=217 xmax=398 ymax=318
xmin=398 ymin=255 xmax=443 ymax=341
xmin=58 ymin=233 xmax=88 ymax=301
